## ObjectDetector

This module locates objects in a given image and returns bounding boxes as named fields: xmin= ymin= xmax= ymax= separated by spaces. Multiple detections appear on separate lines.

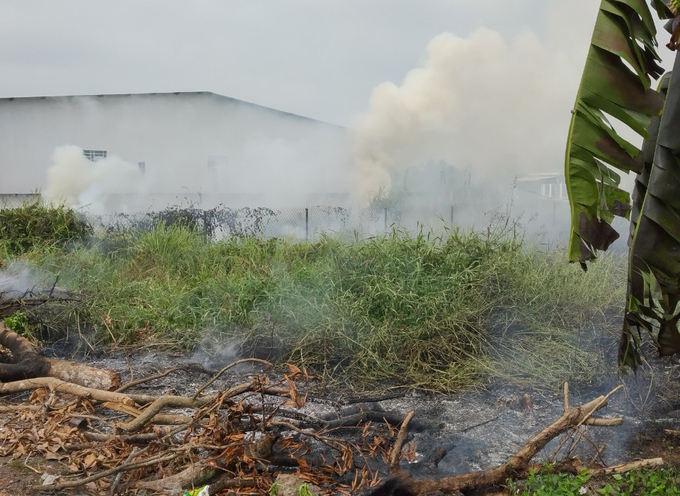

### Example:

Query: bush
xmin=0 ymin=202 xmax=91 ymax=255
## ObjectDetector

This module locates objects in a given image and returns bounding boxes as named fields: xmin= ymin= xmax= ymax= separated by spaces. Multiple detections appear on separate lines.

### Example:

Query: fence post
xmin=305 ymin=207 xmax=309 ymax=241
xmin=384 ymin=207 xmax=388 ymax=235
xmin=450 ymin=205 xmax=454 ymax=225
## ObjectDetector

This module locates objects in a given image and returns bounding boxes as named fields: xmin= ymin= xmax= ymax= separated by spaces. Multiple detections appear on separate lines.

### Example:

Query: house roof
xmin=516 ymin=172 xmax=563 ymax=183
xmin=0 ymin=91 xmax=344 ymax=128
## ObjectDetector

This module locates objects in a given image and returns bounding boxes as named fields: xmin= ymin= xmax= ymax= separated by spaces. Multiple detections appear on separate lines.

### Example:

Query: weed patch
xmin=2 ymin=211 xmax=625 ymax=390
xmin=510 ymin=467 xmax=680 ymax=495
xmin=0 ymin=202 xmax=91 ymax=256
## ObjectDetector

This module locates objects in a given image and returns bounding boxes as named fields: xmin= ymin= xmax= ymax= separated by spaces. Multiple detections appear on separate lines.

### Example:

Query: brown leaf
xmin=83 ymin=452 xmax=97 ymax=468
xmin=285 ymin=363 xmax=302 ymax=377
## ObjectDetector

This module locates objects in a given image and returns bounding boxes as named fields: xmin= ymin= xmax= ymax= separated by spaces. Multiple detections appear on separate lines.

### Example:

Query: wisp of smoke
xmin=0 ymin=263 xmax=39 ymax=297
xmin=350 ymin=27 xmax=577 ymax=203
xmin=43 ymin=145 xmax=144 ymax=214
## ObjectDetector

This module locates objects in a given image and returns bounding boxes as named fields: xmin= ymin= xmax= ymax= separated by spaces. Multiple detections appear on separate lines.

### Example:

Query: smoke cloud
xmin=0 ymin=263 xmax=39 ymax=297
xmin=350 ymin=27 xmax=580 ymax=202
xmin=36 ymin=95 xmax=351 ymax=214
xmin=43 ymin=145 xmax=144 ymax=214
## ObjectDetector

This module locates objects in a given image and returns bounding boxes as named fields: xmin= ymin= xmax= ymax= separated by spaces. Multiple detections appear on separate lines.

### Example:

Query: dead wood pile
xmin=0 ymin=323 xmax=667 ymax=496
xmin=0 ymin=283 xmax=75 ymax=322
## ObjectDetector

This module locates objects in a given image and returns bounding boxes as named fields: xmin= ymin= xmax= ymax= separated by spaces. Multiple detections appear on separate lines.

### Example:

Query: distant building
xmin=0 ymin=92 xmax=350 ymax=209
xmin=516 ymin=172 xmax=567 ymax=200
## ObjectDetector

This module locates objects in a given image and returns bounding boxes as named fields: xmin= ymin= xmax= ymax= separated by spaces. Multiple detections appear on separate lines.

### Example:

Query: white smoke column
xmin=351 ymin=27 xmax=579 ymax=202
xmin=43 ymin=145 xmax=144 ymax=214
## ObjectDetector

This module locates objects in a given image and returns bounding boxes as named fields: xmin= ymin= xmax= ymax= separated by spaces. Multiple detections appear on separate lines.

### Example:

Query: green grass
xmin=0 ymin=201 xmax=91 ymax=256
xmin=510 ymin=466 xmax=680 ymax=495
xmin=1 ymin=204 xmax=626 ymax=391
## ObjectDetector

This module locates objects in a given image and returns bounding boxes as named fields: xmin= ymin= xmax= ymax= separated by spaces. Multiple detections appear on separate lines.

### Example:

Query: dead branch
xmin=192 ymin=357 xmax=271 ymax=399
xmin=209 ymin=475 xmax=259 ymax=493
xmin=0 ymin=376 xmax=263 ymax=411
xmin=389 ymin=411 xmax=414 ymax=472
xmin=115 ymin=364 xmax=216 ymax=393
xmin=133 ymin=460 xmax=216 ymax=493
xmin=0 ymin=403 xmax=41 ymax=412
xmin=325 ymin=410 xmax=425 ymax=431
xmin=117 ymin=394 xmax=186 ymax=432
xmin=82 ymin=431 xmax=172 ymax=444
xmin=110 ymin=447 xmax=140 ymax=496
xmin=31 ymin=451 xmax=182 ymax=492
xmin=0 ymin=353 xmax=647 ymax=496
xmin=0 ymin=289 xmax=76 ymax=320
xmin=590 ymin=458 xmax=665 ymax=475
xmin=0 ymin=377 xmax=137 ymax=404
xmin=375 ymin=386 xmax=628 ymax=495
xmin=115 ymin=366 xmax=185 ymax=393
xmin=271 ymin=420 xmax=345 ymax=452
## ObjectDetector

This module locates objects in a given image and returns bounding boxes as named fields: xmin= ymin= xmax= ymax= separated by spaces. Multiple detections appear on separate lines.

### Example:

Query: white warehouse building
xmin=0 ymin=92 xmax=350 ymax=211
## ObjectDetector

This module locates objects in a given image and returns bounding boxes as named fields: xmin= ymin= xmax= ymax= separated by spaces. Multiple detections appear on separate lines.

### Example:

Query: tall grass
xmin=0 ymin=202 xmax=91 ymax=256
xmin=8 ymin=213 xmax=625 ymax=391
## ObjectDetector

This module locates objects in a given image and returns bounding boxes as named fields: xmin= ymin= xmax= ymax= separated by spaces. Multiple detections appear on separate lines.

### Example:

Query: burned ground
xmin=0 ymin=347 xmax=678 ymax=495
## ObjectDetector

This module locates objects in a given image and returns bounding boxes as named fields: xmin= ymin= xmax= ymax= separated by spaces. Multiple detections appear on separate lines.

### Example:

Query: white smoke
xmin=350 ymin=27 xmax=581 ymax=202
xmin=0 ymin=262 xmax=39 ymax=297
xmin=43 ymin=145 xmax=144 ymax=214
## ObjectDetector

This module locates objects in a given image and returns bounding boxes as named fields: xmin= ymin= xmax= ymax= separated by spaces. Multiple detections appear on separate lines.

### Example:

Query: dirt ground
xmin=0 ymin=455 xmax=91 ymax=496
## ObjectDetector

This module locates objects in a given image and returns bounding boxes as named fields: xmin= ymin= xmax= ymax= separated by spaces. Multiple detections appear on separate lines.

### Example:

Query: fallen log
xmin=0 ymin=322 xmax=120 ymax=390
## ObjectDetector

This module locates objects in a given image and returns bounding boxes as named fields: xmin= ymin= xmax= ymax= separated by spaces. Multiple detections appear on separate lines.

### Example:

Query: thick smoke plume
xmin=43 ymin=145 xmax=144 ymax=214
xmin=350 ymin=27 xmax=580 ymax=202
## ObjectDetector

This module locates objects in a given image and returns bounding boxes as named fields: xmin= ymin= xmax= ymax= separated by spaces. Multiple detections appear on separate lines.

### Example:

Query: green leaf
xmin=621 ymin=55 xmax=680 ymax=366
xmin=565 ymin=0 xmax=664 ymax=264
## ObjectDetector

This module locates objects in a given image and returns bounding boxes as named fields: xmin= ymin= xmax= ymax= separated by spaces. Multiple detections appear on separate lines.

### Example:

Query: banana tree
xmin=565 ymin=0 xmax=680 ymax=367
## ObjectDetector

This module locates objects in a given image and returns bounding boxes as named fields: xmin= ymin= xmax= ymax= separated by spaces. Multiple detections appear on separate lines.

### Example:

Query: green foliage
xmin=565 ymin=0 xmax=680 ymax=365
xmin=510 ymin=468 xmax=591 ymax=496
xmin=12 ymin=222 xmax=624 ymax=391
xmin=268 ymin=482 xmax=278 ymax=496
xmin=297 ymin=483 xmax=316 ymax=496
xmin=620 ymin=56 xmax=680 ymax=366
xmin=0 ymin=202 xmax=91 ymax=256
xmin=3 ymin=312 xmax=32 ymax=338
xmin=565 ymin=0 xmax=663 ymax=264
xmin=511 ymin=467 xmax=680 ymax=496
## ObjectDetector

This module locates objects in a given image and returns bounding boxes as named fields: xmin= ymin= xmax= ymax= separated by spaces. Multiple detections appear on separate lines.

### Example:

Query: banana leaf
xmin=565 ymin=0 xmax=664 ymax=265
xmin=564 ymin=0 xmax=680 ymax=366
xmin=620 ymin=54 xmax=680 ymax=367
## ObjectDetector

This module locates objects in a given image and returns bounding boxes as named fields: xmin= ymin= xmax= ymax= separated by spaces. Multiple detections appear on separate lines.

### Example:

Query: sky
xmin=4 ymin=0 xmax=669 ymax=127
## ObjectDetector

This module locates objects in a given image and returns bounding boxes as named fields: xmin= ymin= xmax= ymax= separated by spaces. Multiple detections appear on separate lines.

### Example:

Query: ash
xmin=79 ymin=350 xmax=680 ymax=480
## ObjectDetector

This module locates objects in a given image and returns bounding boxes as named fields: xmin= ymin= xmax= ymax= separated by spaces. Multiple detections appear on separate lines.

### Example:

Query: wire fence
xmin=89 ymin=203 xmax=485 ymax=241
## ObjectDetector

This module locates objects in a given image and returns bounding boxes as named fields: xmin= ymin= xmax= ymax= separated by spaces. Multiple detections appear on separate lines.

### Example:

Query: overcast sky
xmin=0 ymin=1 xmax=675 ymax=126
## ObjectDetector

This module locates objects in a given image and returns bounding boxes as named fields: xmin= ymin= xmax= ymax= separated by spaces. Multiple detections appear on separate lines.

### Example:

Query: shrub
xmin=0 ymin=202 xmax=91 ymax=255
